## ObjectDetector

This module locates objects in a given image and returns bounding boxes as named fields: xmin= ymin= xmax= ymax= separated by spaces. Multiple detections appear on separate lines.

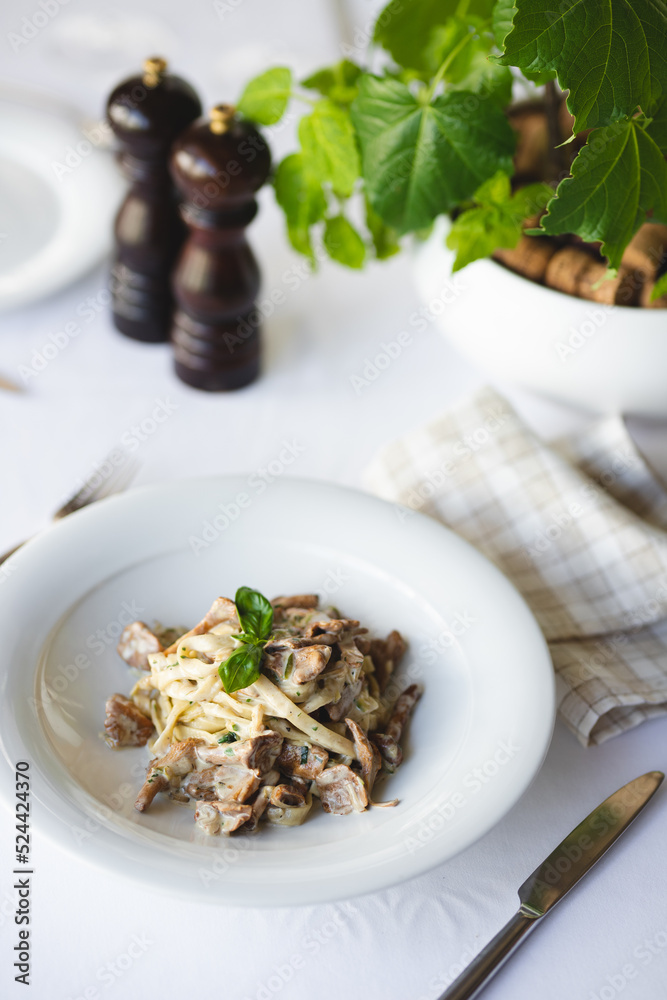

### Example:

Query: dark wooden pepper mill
xmin=106 ymin=57 xmax=202 ymax=343
xmin=169 ymin=104 xmax=272 ymax=390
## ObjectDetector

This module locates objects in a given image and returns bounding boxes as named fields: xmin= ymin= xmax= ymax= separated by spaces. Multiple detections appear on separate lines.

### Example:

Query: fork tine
xmin=54 ymin=450 xmax=139 ymax=519
xmin=93 ymin=458 xmax=140 ymax=502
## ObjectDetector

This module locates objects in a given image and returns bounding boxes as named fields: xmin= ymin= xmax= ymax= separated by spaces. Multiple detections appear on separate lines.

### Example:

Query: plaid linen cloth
xmin=365 ymin=386 xmax=667 ymax=746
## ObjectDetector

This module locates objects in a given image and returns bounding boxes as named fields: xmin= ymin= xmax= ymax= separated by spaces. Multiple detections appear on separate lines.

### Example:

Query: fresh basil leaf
xmin=651 ymin=271 xmax=667 ymax=303
xmin=299 ymin=99 xmax=360 ymax=197
xmin=274 ymin=153 xmax=326 ymax=261
xmin=365 ymin=196 xmax=400 ymax=259
xmin=498 ymin=0 xmax=667 ymax=133
xmin=235 ymin=586 xmax=274 ymax=640
xmin=218 ymin=644 xmax=263 ymax=695
xmin=302 ymin=60 xmax=362 ymax=105
xmin=351 ymin=75 xmax=515 ymax=233
xmin=374 ymin=0 xmax=496 ymax=73
xmin=323 ymin=215 xmax=366 ymax=268
xmin=537 ymin=120 xmax=667 ymax=270
xmin=238 ymin=67 xmax=292 ymax=125
xmin=446 ymin=171 xmax=552 ymax=270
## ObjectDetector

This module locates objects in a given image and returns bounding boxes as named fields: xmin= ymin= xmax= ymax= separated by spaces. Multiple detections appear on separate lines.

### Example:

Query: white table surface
xmin=1 ymin=2 xmax=667 ymax=999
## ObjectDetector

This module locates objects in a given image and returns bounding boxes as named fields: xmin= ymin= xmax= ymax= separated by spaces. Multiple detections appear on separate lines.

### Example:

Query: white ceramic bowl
xmin=0 ymin=476 xmax=554 ymax=905
xmin=413 ymin=218 xmax=667 ymax=416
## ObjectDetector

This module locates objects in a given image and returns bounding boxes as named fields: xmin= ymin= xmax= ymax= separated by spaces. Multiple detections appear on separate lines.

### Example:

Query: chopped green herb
xmin=225 ymin=747 xmax=235 ymax=756
xmin=299 ymin=746 xmax=309 ymax=766
xmin=312 ymin=725 xmax=319 ymax=731
xmin=217 ymin=733 xmax=238 ymax=744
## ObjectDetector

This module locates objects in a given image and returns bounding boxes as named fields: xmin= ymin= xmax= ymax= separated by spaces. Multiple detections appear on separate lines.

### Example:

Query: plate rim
xmin=0 ymin=474 xmax=556 ymax=904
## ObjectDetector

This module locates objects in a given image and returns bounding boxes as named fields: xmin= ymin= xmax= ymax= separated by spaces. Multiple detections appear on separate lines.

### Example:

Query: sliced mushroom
xmin=291 ymin=644 xmax=332 ymax=684
xmin=104 ymin=693 xmax=154 ymax=748
xmin=194 ymin=800 xmax=252 ymax=835
xmin=116 ymin=622 xmax=163 ymax=670
xmin=166 ymin=596 xmax=238 ymax=653
xmin=276 ymin=742 xmax=328 ymax=779
xmin=316 ymin=764 xmax=368 ymax=815
xmin=369 ymin=630 xmax=407 ymax=693
xmin=370 ymin=733 xmax=403 ymax=771
xmin=346 ymin=718 xmax=381 ymax=795
xmin=134 ymin=772 xmax=169 ymax=812
xmin=386 ymin=684 xmax=422 ymax=742
xmin=196 ymin=732 xmax=283 ymax=774
xmin=325 ymin=678 xmax=363 ymax=722
xmin=271 ymin=594 xmax=319 ymax=609
xmin=134 ymin=738 xmax=202 ymax=812
xmin=302 ymin=618 xmax=360 ymax=644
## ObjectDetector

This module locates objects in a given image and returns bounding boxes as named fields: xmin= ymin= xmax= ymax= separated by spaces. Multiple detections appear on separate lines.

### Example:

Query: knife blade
xmin=439 ymin=771 xmax=664 ymax=1000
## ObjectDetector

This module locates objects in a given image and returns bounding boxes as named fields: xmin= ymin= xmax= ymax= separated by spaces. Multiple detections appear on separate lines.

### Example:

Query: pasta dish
xmin=103 ymin=588 xmax=421 ymax=836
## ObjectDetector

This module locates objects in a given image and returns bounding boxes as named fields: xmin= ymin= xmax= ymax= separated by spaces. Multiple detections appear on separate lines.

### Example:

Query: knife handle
xmin=438 ymin=908 xmax=540 ymax=1000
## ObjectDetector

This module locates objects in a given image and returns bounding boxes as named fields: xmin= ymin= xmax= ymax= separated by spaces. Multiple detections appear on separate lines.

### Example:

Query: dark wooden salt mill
xmin=169 ymin=104 xmax=271 ymax=390
xmin=106 ymin=57 xmax=202 ymax=342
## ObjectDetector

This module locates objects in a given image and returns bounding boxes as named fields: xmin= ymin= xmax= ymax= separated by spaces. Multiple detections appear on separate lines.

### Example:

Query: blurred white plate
xmin=0 ymin=477 xmax=554 ymax=905
xmin=0 ymin=85 xmax=124 ymax=312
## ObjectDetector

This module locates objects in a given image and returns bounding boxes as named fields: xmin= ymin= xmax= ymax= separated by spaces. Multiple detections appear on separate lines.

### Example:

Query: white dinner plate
xmin=0 ymin=477 xmax=554 ymax=905
xmin=0 ymin=85 xmax=124 ymax=312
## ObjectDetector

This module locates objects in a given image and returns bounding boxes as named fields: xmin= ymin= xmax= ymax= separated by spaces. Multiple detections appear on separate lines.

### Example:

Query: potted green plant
xmin=234 ymin=0 xmax=667 ymax=414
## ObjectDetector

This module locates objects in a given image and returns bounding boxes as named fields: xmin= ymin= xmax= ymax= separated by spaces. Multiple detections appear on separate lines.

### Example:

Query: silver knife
xmin=439 ymin=770 xmax=664 ymax=1000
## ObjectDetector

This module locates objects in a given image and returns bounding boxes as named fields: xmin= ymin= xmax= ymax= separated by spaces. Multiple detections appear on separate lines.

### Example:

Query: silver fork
xmin=0 ymin=450 xmax=139 ymax=565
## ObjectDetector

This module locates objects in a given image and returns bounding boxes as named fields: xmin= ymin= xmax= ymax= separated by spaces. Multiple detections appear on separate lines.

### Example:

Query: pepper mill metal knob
xmin=169 ymin=104 xmax=271 ymax=390
xmin=106 ymin=57 xmax=202 ymax=343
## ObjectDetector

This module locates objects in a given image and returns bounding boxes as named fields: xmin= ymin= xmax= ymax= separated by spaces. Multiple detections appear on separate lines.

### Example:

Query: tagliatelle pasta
xmin=103 ymin=591 xmax=422 ymax=836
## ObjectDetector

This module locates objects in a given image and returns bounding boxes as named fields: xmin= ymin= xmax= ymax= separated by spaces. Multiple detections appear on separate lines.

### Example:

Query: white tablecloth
xmin=1 ymin=2 xmax=666 ymax=998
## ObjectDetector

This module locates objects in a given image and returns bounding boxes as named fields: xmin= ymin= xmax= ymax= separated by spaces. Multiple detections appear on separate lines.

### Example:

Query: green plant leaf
xmin=218 ymin=643 xmax=263 ymax=694
xmin=537 ymin=120 xmax=667 ymax=270
xmin=299 ymin=99 xmax=360 ymax=197
xmin=651 ymin=271 xmax=667 ymax=302
xmin=323 ymin=215 xmax=367 ymax=268
xmin=234 ymin=586 xmax=274 ymax=640
xmin=365 ymin=197 xmax=400 ymax=259
xmin=302 ymin=60 xmax=362 ymax=105
xmin=492 ymin=0 xmax=515 ymax=48
xmin=427 ymin=16 xmax=513 ymax=105
xmin=647 ymin=96 xmax=667 ymax=154
xmin=237 ymin=67 xmax=292 ymax=125
xmin=350 ymin=74 xmax=515 ymax=233
xmin=446 ymin=171 xmax=552 ymax=270
xmin=274 ymin=153 xmax=326 ymax=260
xmin=374 ymin=0 xmax=496 ymax=73
xmin=498 ymin=0 xmax=667 ymax=133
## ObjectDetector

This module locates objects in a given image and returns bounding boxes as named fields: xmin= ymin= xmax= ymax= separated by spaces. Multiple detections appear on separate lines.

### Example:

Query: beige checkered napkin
xmin=365 ymin=387 xmax=667 ymax=746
